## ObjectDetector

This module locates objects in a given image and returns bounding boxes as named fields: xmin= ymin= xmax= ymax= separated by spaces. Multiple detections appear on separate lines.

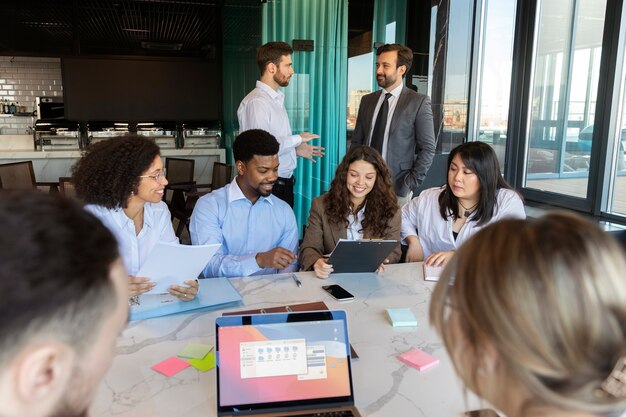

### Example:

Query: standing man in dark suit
xmin=351 ymin=43 xmax=436 ymax=204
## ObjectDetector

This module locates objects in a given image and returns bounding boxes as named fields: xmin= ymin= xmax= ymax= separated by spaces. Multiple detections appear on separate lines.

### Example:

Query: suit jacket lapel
xmin=329 ymin=219 xmax=348 ymax=244
xmin=364 ymin=90 xmax=383 ymax=142
xmin=388 ymin=87 xmax=409 ymax=137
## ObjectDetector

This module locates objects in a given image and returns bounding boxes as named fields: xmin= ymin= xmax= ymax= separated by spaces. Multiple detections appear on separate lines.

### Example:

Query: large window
xmin=474 ymin=0 xmax=517 ymax=171
xmin=523 ymin=0 xmax=606 ymax=198
xmin=439 ymin=0 xmax=474 ymax=153
xmin=607 ymin=3 xmax=626 ymax=217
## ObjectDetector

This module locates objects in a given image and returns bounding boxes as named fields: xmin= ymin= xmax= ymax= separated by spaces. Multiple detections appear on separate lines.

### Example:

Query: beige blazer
xmin=299 ymin=195 xmax=401 ymax=271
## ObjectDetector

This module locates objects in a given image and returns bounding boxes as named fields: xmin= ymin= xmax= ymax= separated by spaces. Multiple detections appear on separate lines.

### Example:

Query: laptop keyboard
xmin=296 ymin=412 xmax=355 ymax=417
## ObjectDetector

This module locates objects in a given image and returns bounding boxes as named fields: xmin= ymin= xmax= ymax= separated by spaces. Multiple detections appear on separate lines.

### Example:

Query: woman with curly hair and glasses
xmin=401 ymin=141 xmax=525 ymax=267
xmin=72 ymin=135 xmax=198 ymax=301
xmin=430 ymin=213 xmax=626 ymax=417
xmin=299 ymin=145 xmax=400 ymax=279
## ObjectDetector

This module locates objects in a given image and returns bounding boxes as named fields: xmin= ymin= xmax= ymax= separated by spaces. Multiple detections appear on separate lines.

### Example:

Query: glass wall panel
xmin=475 ymin=0 xmax=517 ymax=171
xmin=608 ymin=44 xmax=626 ymax=216
xmin=608 ymin=87 xmax=626 ymax=215
xmin=430 ymin=0 xmax=474 ymax=154
xmin=347 ymin=53 xmax=374 ymax=132
xmin=524 ymin=0 xmax=606 ymax=197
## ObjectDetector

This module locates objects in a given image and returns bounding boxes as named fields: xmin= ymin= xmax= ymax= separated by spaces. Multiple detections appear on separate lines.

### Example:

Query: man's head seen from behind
xmin=0 ymin=192 xmax=128 ymax=417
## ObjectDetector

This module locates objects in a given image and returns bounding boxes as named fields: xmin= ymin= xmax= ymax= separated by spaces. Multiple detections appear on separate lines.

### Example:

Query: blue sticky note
xmin=386 ymin=308 xmax=418 ymax=327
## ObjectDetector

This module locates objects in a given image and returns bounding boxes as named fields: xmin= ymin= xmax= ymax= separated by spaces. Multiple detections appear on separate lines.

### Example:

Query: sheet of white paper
xmin=136 ymin=242 xmax=221 ymax=294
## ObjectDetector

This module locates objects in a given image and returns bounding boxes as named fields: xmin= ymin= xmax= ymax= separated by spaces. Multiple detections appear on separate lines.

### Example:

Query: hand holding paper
xmin=137 ymin=242 xmax=221 ymax=294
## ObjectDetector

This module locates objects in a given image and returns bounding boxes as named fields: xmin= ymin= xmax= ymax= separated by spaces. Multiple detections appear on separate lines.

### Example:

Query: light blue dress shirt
xmin=85 ymin=201 xmax=178 ymax=276
xmin=189 ymin=177 xmax=299 ymax=278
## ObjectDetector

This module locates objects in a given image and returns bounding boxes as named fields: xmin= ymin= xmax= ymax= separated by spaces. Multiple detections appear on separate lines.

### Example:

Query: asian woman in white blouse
xmin=401 ymin=141 xmax=525 ymax=266
xmin=72 ymin=135 xmax=198 ymax=301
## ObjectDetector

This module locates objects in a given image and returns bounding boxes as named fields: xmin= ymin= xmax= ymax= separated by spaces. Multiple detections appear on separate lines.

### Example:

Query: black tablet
xmin=326 ymin=239 xmax=399 ymax=273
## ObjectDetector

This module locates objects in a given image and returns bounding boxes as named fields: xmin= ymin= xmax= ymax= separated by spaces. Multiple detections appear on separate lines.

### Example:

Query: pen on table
xmin=291 ymin=273 xmax=302 ymax=287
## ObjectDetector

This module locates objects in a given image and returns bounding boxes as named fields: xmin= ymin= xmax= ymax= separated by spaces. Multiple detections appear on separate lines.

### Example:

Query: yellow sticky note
xmin=187 ymin=352 xmax=216 ymax=372
xmin=178 ymin=343 xmax=214 ymax=359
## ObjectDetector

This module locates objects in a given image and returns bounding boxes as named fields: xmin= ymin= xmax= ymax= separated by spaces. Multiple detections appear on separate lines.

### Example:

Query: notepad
xmin=152 ymin=356 xmax=191 ymax=377
xmin=397 ymin=348 xmax=440 ymax=371
xmin=187 ymin=352 xmax=216 ymax=372
xmin=177 ymin=343 xmax=214 ymax=359
xmin=423 ymin=263 xmax=444 ymax=282
xmin=386 ymin=308 xmax=418 ymax=327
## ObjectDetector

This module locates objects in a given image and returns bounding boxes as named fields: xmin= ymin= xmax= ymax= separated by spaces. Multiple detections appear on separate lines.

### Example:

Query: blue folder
xmin=130 ymin=277 xmax=242 ymax=321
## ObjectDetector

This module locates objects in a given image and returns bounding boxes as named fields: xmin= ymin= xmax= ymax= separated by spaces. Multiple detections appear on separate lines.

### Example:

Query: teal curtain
xmin=371 ymin=0 xmax=407 ymax=89
xmin=262 ymin=0 xmax=348 ymax=235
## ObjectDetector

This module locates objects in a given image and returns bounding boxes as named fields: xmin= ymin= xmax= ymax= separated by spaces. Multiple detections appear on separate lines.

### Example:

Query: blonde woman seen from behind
xmin=429 ymin=212 xmax=626 ymax=417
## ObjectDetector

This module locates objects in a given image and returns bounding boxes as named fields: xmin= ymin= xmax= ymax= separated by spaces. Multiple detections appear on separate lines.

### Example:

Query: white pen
xmin=291 ymin=273 xmax=302 ymax=287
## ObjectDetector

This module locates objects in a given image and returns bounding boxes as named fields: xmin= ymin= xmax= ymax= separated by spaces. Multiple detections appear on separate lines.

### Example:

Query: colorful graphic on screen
xmin=218 ymin=320 xmax=351 ymax=406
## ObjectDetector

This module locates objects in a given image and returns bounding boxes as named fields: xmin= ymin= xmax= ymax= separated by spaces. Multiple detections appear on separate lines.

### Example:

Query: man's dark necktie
xmin=370 ymin=92 xmax=392 ymax=154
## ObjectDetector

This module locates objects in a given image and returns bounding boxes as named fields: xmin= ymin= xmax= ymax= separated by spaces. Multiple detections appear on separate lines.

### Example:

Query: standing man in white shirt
xmin=351 ymin=43 xmax=436 ymax=206
xmin=238 ymin=41 xmax=324 ymax=208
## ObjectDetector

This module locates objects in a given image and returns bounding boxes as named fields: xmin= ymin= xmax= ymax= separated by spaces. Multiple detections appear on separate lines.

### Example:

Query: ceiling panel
xmin=1 ymin=0 xmax=224 ymax=58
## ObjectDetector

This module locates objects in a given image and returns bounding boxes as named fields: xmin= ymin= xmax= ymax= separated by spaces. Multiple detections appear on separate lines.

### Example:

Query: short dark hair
xmin=72 ymin=134 xmax=161 ymax=209
xmin=0 ymin=192 xmax=120 ymax=366
xmin=376 ymin=43 xmax=413 ymax=76
xmin=439 ymin=141 xmax=517 ymax=225
xmin=233 ymin=129 xmax=280 ymax=163
xmin=257 ymin=41 xmax=293 ymax=75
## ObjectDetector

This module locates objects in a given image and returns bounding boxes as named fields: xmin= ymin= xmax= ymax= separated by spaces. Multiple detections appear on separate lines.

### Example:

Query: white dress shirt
xmin=237 ymin=80 xmax=302 ymax=178
xmin=368 ymin=83 xmax=404 ymax=159
xmin=85 ymin=201 xmax=178 ymax=276
xmin=346 ymin=207 xmax=366 ymax=241
xmin=401 ymin=186 xmax=526 ymax=258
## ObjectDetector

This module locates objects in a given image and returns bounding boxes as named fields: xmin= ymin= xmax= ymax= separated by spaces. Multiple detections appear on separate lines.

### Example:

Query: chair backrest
xmin=0 ymin=161 xmax=36 ymax=190
xmin=211 ymin=162 xmax=233 ymax=190
xmin=59 ymin=177 xmax=77 ymax=198
xmin=165 ymin=157 xmax=195 ymax=184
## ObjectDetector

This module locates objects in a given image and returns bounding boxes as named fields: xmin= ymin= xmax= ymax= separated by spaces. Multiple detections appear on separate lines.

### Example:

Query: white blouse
xmin=401 ymin=186 xmax=526 ymax=258
xmin=85 ymin=201 xmax=178 ymax=276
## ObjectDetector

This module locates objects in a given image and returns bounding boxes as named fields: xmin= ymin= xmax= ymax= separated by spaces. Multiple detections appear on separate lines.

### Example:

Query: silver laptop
xmin=215 ymin=310 xmax=362 ymax=417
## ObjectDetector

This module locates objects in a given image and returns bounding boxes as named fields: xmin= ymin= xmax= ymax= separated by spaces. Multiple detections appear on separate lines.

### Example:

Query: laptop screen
xmin=215 ymin=310 xmax=355 ymax=415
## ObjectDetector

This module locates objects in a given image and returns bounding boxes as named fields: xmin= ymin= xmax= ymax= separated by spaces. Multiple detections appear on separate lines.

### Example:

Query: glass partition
xmin=524 ymin=0 xmax=607 ymax=198
xmin=474 ymin=0 xmax=517 ymax=171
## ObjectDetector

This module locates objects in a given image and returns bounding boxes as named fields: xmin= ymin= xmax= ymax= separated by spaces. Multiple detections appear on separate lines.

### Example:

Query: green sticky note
xmin=178 ymin=343 xmax=214 ymax=359
xmin=187 ymin=352 xmax=216 ymax=372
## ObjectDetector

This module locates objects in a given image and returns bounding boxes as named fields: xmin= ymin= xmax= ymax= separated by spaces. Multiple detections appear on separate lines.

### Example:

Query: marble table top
xmin=90 ymin=262 xmax=486 ymax=417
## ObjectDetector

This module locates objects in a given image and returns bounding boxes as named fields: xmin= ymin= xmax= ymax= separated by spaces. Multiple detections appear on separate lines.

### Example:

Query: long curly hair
xmin=72 ymin=135 xmax=161 ymax=209
xmin=324 ymin=146 xmax=398 ymax=238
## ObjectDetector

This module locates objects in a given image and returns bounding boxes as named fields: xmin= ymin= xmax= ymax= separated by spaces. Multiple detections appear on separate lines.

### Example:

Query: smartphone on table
xmin=322 ymin=284 xmax=354 ymax=301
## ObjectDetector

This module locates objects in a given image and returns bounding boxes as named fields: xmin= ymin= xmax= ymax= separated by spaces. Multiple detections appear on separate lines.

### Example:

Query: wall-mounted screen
xmin=62 ymin=57 xmax=220 ymax=121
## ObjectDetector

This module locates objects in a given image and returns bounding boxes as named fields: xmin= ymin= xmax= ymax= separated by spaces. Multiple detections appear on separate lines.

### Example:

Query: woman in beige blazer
xmin=299 ymin=145 xmax=401 ymax=278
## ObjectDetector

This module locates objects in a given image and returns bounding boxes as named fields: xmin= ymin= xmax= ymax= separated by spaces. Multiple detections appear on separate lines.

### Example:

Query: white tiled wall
xmin=0 ymin=56 xmax=63 ymax=135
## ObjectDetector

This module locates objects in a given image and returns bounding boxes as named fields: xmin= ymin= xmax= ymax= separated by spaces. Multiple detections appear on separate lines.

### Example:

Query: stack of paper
xmin=423 ymin=263 xmax=444 ymax=282
xmin=397 ymin=348 xmax=440 ymax=371
xmin=386 ymin=308 xmax=418 ymax=327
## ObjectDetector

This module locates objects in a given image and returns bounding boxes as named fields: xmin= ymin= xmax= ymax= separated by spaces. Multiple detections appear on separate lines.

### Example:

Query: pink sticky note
xmin=397 ymin=348 xmax=440 ymax=371
xmin=152 ymin=356 xmax=191 ymax=377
